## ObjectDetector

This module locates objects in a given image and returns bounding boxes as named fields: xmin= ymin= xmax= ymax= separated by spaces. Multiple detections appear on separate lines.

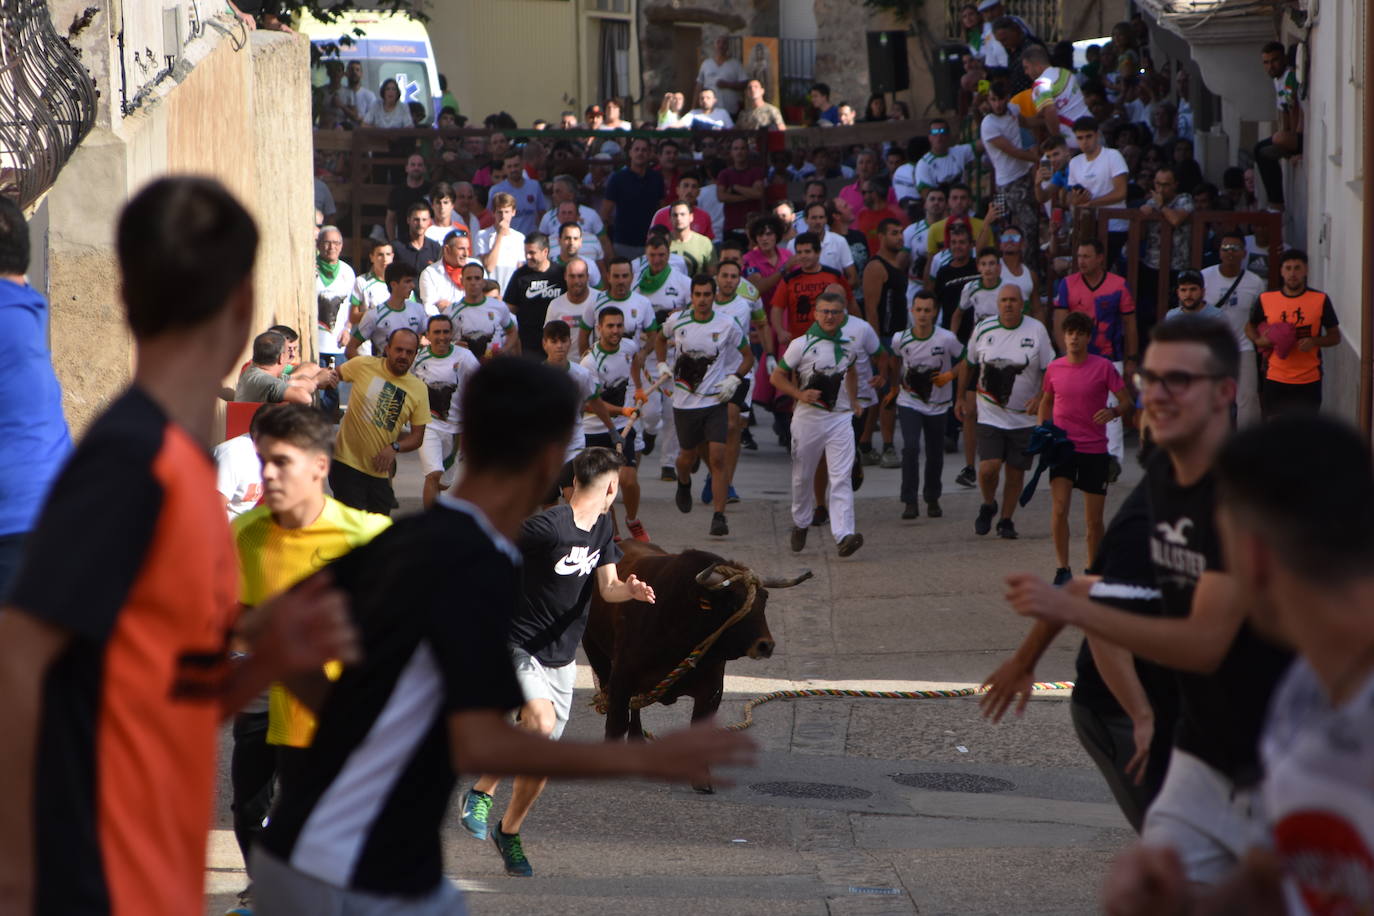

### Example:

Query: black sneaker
xmin=955 ymin=465 xmax=977 ymax=488
xmin=640 ymin=433 xmax=656 ymax=456
xmin=660 ymin=466 xmax=677 ymax=482
xmin=709 ymin=511 xmax=728 ymax=536
xmin=996 ymin=518 xmax=1018 ymax=539
xmin=944 ymin=434 xmax=960 ymax=454
xmin=1053 ymin=567 xmax=1073 ymax=586
xmin=491 ymin=822 xmax=533 ymax=877
xmin=1106 ymin=455 xmax=1123 ymax=484
xmin=926 ymin=499 xmax=943 ymax=518
xmin=789 ymin=526 xmax=808 ymax=552
xmin=741 ymin=428 xmax=758 ymax=451
xmin=975 ymin=502 xmax=996 ymax=536
xmin=851 ymin=457 xmax=865 ymax=492
xmin=837 ymin=533 xmax=864 ymax=557
xmin=811 ymin=506 xmax=829 ymax=527
xmin=675 ymin=481 xmax=693 ymax=513
xmin=901 ymin=502 xmax=919 ymax=520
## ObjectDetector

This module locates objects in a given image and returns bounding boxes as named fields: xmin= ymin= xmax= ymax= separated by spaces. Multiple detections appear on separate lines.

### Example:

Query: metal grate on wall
xmin=946 ymin=0 xmax=1060 ymax=43
xmin=0 ymin=0 xmax=97 ymax=210
xmin=781 ymin=37 xmax=816 ymax=107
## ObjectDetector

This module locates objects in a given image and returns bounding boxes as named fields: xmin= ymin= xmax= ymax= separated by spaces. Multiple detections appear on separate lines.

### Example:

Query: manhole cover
xmin=750 ymin=781 xmax=873 ymax=800
xmin=891 ymin=772 xmax=1016 ymax=793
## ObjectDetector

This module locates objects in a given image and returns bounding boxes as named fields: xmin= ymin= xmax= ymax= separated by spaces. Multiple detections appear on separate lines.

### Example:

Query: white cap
xmin=599 ymin=140 xmax=623 ymax=156
xmin=977 ymin=0 xmax=1001 ymax=10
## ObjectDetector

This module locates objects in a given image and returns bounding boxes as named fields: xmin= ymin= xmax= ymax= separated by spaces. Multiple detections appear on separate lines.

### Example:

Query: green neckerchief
xmin=638 ymin=264 xmax=671 ymax=295
xmin=317 ymin=255 xmax=340 ymax=284
xmin=806 ymin=321 xmax=845 ymax=363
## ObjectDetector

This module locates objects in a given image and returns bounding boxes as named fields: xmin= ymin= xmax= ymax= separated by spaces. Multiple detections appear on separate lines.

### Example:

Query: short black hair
xmin=977 ymin=246 xmax=1001 ymax=261
xmin=1261 ymin=40 xmax=1286 ymax=57
xmin=384 ymin=261 xmax=419 ymax=287
xmin=251 ymin=330 xmax=286 ymax=366
xmin=427 ymin=313 xmax=453 ymax=330
xmin=406 ymin=200 xmax=434 ymax=219
xmin=911 ymin=289 xmax=936 ymax=305
xmin=1149 ymin=315 xmax=1240 ymax=381
xmin=251 ymin=402 xmax=334 ymax=457
xmin=1072 ymin=116 xmax=1100 ymax=134
xmin=1217 ymin=414 xmax=1374 ymax=583
xmin=794 ymin=231 xmax=821 ymax=252
xmin=0 ymin=195 xmax=30 ymax=275
xmin=691 ymin=272 xmax=716 ymax=294
xmin=460 ymin=359 xmax=580 ymax=474
xmin=1076 ymin=237 xmax=1105 ymax=256
xmin=571 ymin=446 xmax=624 ymax=488
xmin=1062 ymin=310 xmax=1094 ymax=336
xmin=526 ymin=231 xmax=549 ymax=251
xmin=597 ymin=305 xmax=624 ymax=324
xmin=117 ymin=177 xmax=259 ymax=339
xmin=1280 ymin=248 xmax=1308 ymax=266
xmin=543 ymin=319 xmax=571 ymax=341
xmin=810 ymin=82 xmax=831 ymax=97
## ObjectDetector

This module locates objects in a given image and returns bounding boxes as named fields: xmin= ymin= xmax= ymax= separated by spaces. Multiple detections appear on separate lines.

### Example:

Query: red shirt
xmin=716 ymin=166 xmax=767 ymax=233
xmin=853 ymin=205 xmax=906 ymax=254
xmin=772 ymin=266 xmax=850 ymax=339
xmin=651 ymin=205 xmax=715 ymax=239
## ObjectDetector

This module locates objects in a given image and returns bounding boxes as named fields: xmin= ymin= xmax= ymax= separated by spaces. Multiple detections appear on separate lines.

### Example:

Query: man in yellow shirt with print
xmin=226 ymin=404 xmax=391 ymax=916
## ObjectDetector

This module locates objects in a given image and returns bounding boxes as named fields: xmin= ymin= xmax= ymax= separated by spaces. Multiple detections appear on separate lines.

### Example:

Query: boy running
xmin=889 ymin=290 xmax=962 ymax=519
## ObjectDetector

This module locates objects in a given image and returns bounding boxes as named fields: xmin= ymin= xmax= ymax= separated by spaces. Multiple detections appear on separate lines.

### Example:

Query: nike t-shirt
xmin=508 ymin=504 xmax=621 ymax=667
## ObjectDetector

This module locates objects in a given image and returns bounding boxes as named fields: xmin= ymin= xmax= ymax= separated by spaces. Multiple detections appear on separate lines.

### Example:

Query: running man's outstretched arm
xmin=595 ymin=565 xmax=656 ymax=603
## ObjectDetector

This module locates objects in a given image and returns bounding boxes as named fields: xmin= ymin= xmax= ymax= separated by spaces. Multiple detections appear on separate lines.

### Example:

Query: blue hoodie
xmin=0 ymin=278 xmax=71 ymax=536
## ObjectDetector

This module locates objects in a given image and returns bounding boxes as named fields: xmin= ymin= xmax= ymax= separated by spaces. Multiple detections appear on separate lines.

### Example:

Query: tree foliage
xmin=860 ymin=0 xmax=924 ymax=22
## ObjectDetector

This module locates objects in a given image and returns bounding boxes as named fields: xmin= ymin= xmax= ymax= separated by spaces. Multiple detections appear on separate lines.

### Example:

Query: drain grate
xmin=750 ymin=781 xmax=874 ymax=800
xmin=891 ymin=772 xmax=1016 ymax=794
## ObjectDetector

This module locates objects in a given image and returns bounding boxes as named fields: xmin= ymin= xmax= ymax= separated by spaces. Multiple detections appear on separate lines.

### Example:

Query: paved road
xmin=207 ymin=412 xmax=1142 ymax=915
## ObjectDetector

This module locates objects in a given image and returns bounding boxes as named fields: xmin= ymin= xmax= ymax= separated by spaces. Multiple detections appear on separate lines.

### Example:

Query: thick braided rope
xmin=722 ymin=682 xmax=1075 ymax=731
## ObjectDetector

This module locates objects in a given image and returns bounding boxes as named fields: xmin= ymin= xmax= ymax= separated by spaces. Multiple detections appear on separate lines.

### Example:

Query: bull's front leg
xmin=688 ymin=665 xmax=727 ymax=794
xmin=604 ymin=676 xmax=634 ymax=741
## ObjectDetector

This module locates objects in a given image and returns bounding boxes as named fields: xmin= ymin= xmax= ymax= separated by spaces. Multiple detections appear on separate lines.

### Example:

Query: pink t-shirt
xmin=1043 ymin=354 xmax=1123 ymax=454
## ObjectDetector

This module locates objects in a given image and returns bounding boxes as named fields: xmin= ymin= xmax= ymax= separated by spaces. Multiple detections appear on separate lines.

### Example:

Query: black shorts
xmin=586 ymin=427 xmax=638 ymax=468
xmin=727 ymin=375 xmax=750 ymax=409
xmin=975 ymin=423 xmax=1033 ymax=471
xmin=675 ymin=404 xmax=730 ymax=451
xmin=328 ymin=461 xmax=395 ymax=516
xmin=1050 ymin=451 xmax=1111 ymax=496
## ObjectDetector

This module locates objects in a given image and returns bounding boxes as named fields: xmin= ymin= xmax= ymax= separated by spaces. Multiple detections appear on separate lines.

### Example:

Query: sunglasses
xmin=1220 ymin=244 xmax=1244 ymax=252
xmin=929 ymin=128 xmax=948 ymax=135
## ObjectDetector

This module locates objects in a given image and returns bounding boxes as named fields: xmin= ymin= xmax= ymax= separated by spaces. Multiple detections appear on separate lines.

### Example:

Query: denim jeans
xmin=897 ymin=406 xmax=948 ymax=504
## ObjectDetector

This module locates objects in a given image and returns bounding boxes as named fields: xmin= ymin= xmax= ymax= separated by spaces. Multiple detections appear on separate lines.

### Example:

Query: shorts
xmin=675 ymin=403 xmax=730 ymax=451
xmin=418 ymin=426 xmax=459 ymax=486
xmin=251 ymin=847 xmax=467 ymax=915
xmin=1141 ymin=750 xmax=1268 ymax=884
xmin=586 ymin=427 xmax=638 ymax=468
xmin=1049 ymin=451 xmax=1110 ymax=495
xmin=328 ymin=461 xmax=395 ymax=516
xmin=975 ymin=423 xmax=1033 ymax=471
xmin=727 ymin=374 xmax=751 ymax=410
xmin=509 ymin=646 xmax=576 ymax=740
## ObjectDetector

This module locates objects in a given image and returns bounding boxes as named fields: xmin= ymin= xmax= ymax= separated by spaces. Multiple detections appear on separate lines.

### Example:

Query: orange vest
xmin=1257 ymin=288 xmax=1331 ymax=385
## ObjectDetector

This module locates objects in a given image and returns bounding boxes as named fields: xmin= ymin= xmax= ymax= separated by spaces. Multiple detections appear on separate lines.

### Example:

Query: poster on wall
xmin=741 ymin=37 xmax=780 ymax=108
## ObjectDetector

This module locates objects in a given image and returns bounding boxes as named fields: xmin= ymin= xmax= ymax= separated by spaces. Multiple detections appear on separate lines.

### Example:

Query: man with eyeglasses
xmin=315 ymin=226 xmax=354 ymax=357
xmin=997 ymin=228 xmax=1039 ymax=320
xmin=1137 ymin=166 xmax=1194 ymax=337
xmin=1246 ymin=248 xmax=1341 ymax=419
xmin=1201 ymin=230 xmax=1265 ymax=425
xmin=1005 ymin=316 xmax=1293 ymax=890
xmin=913 ymin=119 xmax=980 ymax=196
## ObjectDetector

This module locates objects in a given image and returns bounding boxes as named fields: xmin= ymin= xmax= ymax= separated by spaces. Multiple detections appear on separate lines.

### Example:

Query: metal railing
xmin=945 ymin=0 xmax=1060 ymax=42
xmin=0 ymin=0 xmax=97 ymax=209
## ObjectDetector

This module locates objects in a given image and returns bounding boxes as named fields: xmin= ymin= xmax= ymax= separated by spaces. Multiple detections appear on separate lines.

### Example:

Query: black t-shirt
xmin=933 ymin=260 xmax=980 ymax=331
xmin=870 ymin=254 xmax=909 ymax=337
xmin=508 ymin=504 xmax=622 ymax=667
xmin=1145 ymin=452 xmax=1293 ymax=786
xmin=260 ymin=498 xmax=526 ymax=896
xmin=391 ymin=236 xmax=442 ymax=276
xmin=1071 ymin=478 xmax=1179 ymax=732
xmin=387 ymin=182 xmax=429 ymax=221
xmin=504 ymin=264 xmax=568 ymax=358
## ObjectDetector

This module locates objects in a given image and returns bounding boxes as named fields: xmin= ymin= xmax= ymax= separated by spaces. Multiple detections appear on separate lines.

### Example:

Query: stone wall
xmin=639 ymin=0 xmax=776 ymax=115
xmin=40 ymin=6 xmax=314 ymax=436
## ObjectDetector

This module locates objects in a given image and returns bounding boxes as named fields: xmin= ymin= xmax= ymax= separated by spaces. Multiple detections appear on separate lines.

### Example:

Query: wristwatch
xmin=391 ymin=441 xmax=401 ymax=452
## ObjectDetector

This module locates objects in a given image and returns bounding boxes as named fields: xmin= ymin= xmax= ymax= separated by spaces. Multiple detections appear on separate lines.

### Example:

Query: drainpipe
xmin=1363 ymin=0 xmax=1374 ymax=437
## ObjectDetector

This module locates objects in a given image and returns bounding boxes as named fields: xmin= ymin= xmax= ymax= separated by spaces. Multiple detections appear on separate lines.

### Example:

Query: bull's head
xmin=693 ymin=563 xmax=813 ymax=660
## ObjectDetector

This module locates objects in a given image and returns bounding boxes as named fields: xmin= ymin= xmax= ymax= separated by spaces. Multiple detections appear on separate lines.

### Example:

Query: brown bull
xmin=583 ymin=540 xmax=811 ymax=760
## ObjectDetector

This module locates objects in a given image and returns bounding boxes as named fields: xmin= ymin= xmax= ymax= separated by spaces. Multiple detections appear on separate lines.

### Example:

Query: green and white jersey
xmin=662 ymin=309 xmax=747 ymax=411
xmin=838 ymin=314 xmax=884 ymax=408
xmin=579 ymin=291 xmax=658 ymax=350
xmin=411 ymin=344 xmax=481 ymax=435
xmin=316 ymin=260 xmax=355 ymax=354
xmin=353 ymin=297 xmax=428 ymax=354
xmin=1274 ymin=68 xmax=1300 ymax=114
xmin=714 ymin=292 xmax=763 ymax=375
xmin=634 ymin=265 xmax=692 ymax=325
xmin=446 ymin=298 xmax=516 ymax=359
xmin=892 ymin=327 xmax=963 ymax=415
xmin=968 ymin=314 xmax=1055 ymax=430
xmin=779 ymin=330 xmax=860 ymax=414
xmin=579 ymin=338 xmax=640 ymax=433
xmin=348 ymin=271 xmax=390 ymax=355
xmin=958 ymin=278 xmax=1003 ymax=324
xmin=914 ymin=144 xmax=976 ymax=192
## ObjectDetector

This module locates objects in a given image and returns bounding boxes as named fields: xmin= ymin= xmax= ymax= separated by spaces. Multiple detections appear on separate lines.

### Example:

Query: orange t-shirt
xmin=1252 ymin=288 xmax=1339 ymax=384
xmin=772 ymin=266 xmax=851 ymax=339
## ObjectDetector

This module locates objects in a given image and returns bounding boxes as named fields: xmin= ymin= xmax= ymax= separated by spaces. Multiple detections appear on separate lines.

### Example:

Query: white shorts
xmin=1140 ymin=749 xmax=1268 ymax=884
xmin=418 ymin=426 xmax=459 ymax=486
xmin=510 ymin=646 xmax=576 ymax=740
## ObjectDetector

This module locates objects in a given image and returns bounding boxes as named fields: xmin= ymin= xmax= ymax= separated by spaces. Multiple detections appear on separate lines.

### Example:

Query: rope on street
xmin=722 ymin=682 xmax=1075 ymax=731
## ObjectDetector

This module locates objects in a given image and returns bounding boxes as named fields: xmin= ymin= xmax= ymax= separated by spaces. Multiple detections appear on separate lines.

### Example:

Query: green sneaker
xmin=492 ymin=822 xmax=533 ymax=877
xmin=459 ymin=788 xmax=492 ymax=840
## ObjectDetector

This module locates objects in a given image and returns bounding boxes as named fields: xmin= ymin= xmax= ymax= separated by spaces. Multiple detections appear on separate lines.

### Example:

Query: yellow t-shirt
xmin=233 ymin=496 xmax=392 ymax=746
xmin=926 ymin=217 xmax=986 ymax=256
xmin=336 ymin=355 xmax=432 ymax=477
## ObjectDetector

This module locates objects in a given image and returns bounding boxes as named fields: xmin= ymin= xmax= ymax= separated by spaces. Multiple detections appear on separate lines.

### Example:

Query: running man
xmin=578 ymin=257 xmax=657 ymax=356
xmin=411 ymin=314 xmax=481 ymax=508
xmin=252 ymin=359 xmax=755 ymax=915
xmin=1005 ymin=316 xmax=1294 ymax=888
xmin=704 ymin=258 xmax=766 ymax=506
xmin=657 ymin=273 xmax=753 ymax=537
xmin=951 ymin=246 xmax=1007 ymax=485
xmin=958 ymin=285 xmax=1054 ymax=540
xmin=345 ymin=261 xmax=427 ymax=359
xmin=860 ymin=217 xmax=909 ymax=467
xmin=889 ymin=290 xmax=962 ymax=519
xmin=580 ymin=307 xmax=650 ymax=540
xmin=772 ymin=290 xmax=865 ymax=557
xmin=1039 ymin=310 xmax=1130 ymax=584
xmin=458 ymin=447 xmax=657 ymax=876
xmin=0 ymin=177 xmax=354 ymax=916
xmin=634 ymin=237 xmax=691 ymax=481
xmin=227 ymin=404 xmax=392 ymax=915
xmin=450 ymin=261 xmax=520 ymax=359
xmin=542 ymin=320 xmax=613 ymax=506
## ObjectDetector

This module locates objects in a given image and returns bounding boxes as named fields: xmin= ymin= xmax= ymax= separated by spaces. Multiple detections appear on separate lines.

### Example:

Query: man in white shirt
xmin=683 ymin=89 xmax=735 ymax=130
xmin=1201 ymin=229 xmax=1265 ymax=427
xmin=912 ymin=118 xmax=979 ymax=195
xmin=801 ymin=201 xmax=858 ymax=289
xmin=213 ymin=429 xmax=263 ymax=520
xmin=477 ymin=192 xmax=528 ymax=295
xmin=315 ymin=226 xmax=355 ymax=356
xmin=418 ymin=229 xmax=478 ymax=316
xmin=980 ymin=81 xmax=1040 ymax=248
xmin=1066 ymin=116 xmax=1128 ymax=243
xmin=346 ymin=262 xmax=430 ymax=359
xmin=488 ymin=150 xmax=547 ymax=236
xmin=553 ymin=222 xmax=602 ymax=290
xmin=694 ymin=36 xmax=748 ymax=115
xmin=546 ymin=257 xmax=597 ymax=362
xmin=538 ymin=175 xmax=611 ymax=252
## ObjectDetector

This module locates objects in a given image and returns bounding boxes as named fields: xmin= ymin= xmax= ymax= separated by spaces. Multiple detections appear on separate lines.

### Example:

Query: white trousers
xmin=790 ymin=407 xmax=856 ymax=542
xmin=657 ymin=392 xmax=679 ymax=466
xmin=1105 ymin=360 xmax=1124 ymax=462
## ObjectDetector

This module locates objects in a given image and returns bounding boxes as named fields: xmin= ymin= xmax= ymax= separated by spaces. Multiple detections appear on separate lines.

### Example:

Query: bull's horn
xmin=694 ymin=565 xmax=739 ymax=590
xmin=760 ymin=569 xmax=814 ymax=589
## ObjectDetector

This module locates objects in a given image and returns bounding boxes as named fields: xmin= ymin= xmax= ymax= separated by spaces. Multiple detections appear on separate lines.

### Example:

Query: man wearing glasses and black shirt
xmin=1005 ymin=316 xmax=1293 ymax=887
xmin=1201 ymin=230 xmax=1265 ymax=426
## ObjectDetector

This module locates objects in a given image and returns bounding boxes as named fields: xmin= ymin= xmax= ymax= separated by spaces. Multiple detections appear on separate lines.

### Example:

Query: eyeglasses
xmin=1220 ymin=244 xmax=1244 ymax=252
xmin=815 ymin=308 xmax=846 ymax=317
xmin=1000 ymin=234 xmax=1022 ymax=243
xmin=929 ymin=128 xmax=948 ymax=135
xmin=1133 ymin=369 xmax=1225 ymax=397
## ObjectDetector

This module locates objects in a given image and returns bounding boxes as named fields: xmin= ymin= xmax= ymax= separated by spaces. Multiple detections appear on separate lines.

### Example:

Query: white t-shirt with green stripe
xmin=662 ymin=310 xmax=747 ymax=411
xmin=411 ymin=344 xmax=481 ymax=435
